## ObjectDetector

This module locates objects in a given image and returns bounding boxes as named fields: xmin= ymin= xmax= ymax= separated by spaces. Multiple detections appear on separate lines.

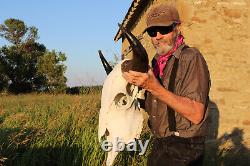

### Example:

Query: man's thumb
xmin=148 ymin=68 xmax=154 ymax=76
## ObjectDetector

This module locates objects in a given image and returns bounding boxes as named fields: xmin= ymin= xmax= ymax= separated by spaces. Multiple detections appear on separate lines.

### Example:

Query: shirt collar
xmin=173 ymin=43 xmax=186 ymax=59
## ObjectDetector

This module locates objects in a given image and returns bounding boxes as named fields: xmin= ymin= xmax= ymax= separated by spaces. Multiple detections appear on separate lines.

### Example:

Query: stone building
xmin=114 ymin=0 xmax=250 ymax=143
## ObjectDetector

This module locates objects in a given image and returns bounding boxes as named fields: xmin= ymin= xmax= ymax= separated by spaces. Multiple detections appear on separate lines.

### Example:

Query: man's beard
xmin=153 ymin=32 xmax=179 ymax=55
xmin=155 ymin=43 xmax=173 ymax=55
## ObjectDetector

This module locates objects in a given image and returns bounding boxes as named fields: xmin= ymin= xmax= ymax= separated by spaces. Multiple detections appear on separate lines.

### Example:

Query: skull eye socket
xmin=114 ymin=93 xmax=127 ymax=105
xmin=114 ymin=93 xmax=131 ymax=107
xmin=121 ymin=98 xmax=127 ymax=105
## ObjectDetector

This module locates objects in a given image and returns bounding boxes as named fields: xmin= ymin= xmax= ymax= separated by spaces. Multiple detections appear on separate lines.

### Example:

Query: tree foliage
xmin=37 ymin=50 xmax=67 ymax=92
xmin=0 ymin=18 xmax=67 ymax=93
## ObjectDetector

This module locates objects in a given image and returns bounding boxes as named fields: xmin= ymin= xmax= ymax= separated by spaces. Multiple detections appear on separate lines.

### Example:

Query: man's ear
xmin=175 ymin=24 xmax=181 ymax=34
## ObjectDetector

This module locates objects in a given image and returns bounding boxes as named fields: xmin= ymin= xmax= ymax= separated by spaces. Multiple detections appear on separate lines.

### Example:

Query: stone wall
xmin=121 ymin=0 xmax=250 ymax=144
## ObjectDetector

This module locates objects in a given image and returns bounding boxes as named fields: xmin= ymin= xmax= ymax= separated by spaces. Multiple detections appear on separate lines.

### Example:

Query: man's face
xmin=147 ymin=25 xmax=178 ymax=55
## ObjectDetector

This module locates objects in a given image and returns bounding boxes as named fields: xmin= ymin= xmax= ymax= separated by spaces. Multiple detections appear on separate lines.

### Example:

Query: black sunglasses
xmin=146 ymin=25 xmax=175 ymax=37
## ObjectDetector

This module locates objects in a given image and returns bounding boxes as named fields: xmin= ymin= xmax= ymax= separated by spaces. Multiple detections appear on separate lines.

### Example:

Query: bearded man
xmin=123 ymin=4 xmax=211 ymax=166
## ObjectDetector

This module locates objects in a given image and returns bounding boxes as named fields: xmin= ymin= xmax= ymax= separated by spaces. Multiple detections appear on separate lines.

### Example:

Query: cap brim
xmin=143 ymin=21 xmax=179 ymax=33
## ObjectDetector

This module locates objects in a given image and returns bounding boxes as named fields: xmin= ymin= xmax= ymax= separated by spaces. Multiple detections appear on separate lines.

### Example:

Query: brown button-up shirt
xmin=145 ymin=44 xmax=211 ymax=138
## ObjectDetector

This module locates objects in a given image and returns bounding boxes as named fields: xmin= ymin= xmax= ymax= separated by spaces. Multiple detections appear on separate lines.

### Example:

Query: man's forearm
xmin=122 ymin=70 xmax=205 ymax=124
xmin=149 ymin=84 xmax=204 ymax=125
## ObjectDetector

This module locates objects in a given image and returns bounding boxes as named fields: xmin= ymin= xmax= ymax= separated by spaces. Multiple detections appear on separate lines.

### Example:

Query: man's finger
xmin=128 ymin=70 xmax=144 ymax=77
xmin=148 ymin=69 xmax=154 ymax=75
xmin=122 ymin=72 xmax=131 ymax=81
xmin=122 ymin=72 xmax=137 ymax=84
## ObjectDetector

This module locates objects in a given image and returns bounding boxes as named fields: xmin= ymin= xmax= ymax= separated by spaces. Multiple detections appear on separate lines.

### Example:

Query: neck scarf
xmin=153 ymin=34 xmax=184 ymax=78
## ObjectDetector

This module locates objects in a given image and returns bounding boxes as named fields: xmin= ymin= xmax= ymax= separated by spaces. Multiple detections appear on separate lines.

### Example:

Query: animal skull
xmin=98 ymin=61 xmax=145 ymax=166
xmin=98 ymin=24 xmax=148 ymax=166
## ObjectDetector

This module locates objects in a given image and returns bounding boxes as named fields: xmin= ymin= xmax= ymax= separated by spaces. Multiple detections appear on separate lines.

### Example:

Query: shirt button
xmin=153 ymin=99 xmax=157 ymax=103
xmin=152 ymin=115 xmax=156 ymax=118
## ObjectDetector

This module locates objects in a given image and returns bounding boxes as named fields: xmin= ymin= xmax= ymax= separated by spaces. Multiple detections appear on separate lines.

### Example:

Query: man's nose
xmin=155 ymin=32 xmax=164 ymax=40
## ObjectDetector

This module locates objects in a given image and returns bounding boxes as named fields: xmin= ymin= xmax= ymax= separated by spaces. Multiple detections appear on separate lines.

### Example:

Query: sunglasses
xmin=146 ymin=25 xmax=175 ymax=37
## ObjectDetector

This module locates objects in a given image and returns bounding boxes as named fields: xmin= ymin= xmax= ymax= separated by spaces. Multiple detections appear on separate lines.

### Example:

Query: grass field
xmin=0 ymin=94 xmax=250 ymax=166
xmin=0 ymin=93 xmax=151 ymax=166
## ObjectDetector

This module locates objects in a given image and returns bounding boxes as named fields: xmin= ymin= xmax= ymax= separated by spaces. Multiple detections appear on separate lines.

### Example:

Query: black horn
xmin=118 ymin=23 xmax=148 ymax=73
xmin=98 ymin=50 xmax=113 ymax=75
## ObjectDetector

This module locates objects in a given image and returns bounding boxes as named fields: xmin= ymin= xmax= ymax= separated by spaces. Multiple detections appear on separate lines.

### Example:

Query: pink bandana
xmin=153 ymin=35 xmax=184 ymax=78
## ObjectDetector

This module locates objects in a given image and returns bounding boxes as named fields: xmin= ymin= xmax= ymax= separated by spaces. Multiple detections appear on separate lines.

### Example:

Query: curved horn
xmin=98 ymin=50 xmax=113 ymax=75
xmin=118 ymin=23 xmax=148 ymax=73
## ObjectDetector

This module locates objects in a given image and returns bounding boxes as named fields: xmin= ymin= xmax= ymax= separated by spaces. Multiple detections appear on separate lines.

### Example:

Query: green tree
xmin=37 ymin=50 xmax=67 ymax=92
xmin=0 ymin=62 xmax=8 ymax=91
xmin=0 ymin=18 xmax=67 ymax=93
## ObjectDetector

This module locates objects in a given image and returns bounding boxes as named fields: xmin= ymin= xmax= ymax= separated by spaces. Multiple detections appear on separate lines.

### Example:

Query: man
xmin=122 ymin=4 xmax=211 ymax=166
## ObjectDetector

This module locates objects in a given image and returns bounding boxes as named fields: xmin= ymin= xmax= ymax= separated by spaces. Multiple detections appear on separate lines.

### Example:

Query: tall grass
xmin=0 ymin=94 xmax=151 ymax=166
xmin=1 ymin=94 xmax=249 ymax=166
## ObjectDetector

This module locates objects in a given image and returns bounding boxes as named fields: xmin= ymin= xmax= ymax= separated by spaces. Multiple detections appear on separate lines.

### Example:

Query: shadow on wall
xmin=204 ymin=100 xmax=250 ymax=166
xmin=207 ymin=100 xmax=220 ymax=140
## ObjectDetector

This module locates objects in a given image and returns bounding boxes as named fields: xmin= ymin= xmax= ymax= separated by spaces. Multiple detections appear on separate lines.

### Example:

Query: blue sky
xmin=0 ymin=0 xmax=132 ymax=87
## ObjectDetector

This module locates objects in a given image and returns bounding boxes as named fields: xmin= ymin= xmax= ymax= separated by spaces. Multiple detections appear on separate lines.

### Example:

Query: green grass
xmin=0 ymin=94 xmax=250 ymax=166
xmin=0 ymin=94 xmax=151 ymax=166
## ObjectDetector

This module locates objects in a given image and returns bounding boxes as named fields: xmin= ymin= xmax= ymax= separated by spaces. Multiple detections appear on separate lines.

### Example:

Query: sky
xmin=0 ymin=0 xmax=132 ymax=87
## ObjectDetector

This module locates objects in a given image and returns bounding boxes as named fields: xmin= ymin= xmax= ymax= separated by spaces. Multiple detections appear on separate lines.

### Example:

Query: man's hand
xmin=122 ymin=69 xmax=161 ymax=94
xmin=122 ymin=69 xmax=205 ymax=125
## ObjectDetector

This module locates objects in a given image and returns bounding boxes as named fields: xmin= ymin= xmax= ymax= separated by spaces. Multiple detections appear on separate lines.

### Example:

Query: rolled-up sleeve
xmin=179 ymin=49 xmax=211 ymax=105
